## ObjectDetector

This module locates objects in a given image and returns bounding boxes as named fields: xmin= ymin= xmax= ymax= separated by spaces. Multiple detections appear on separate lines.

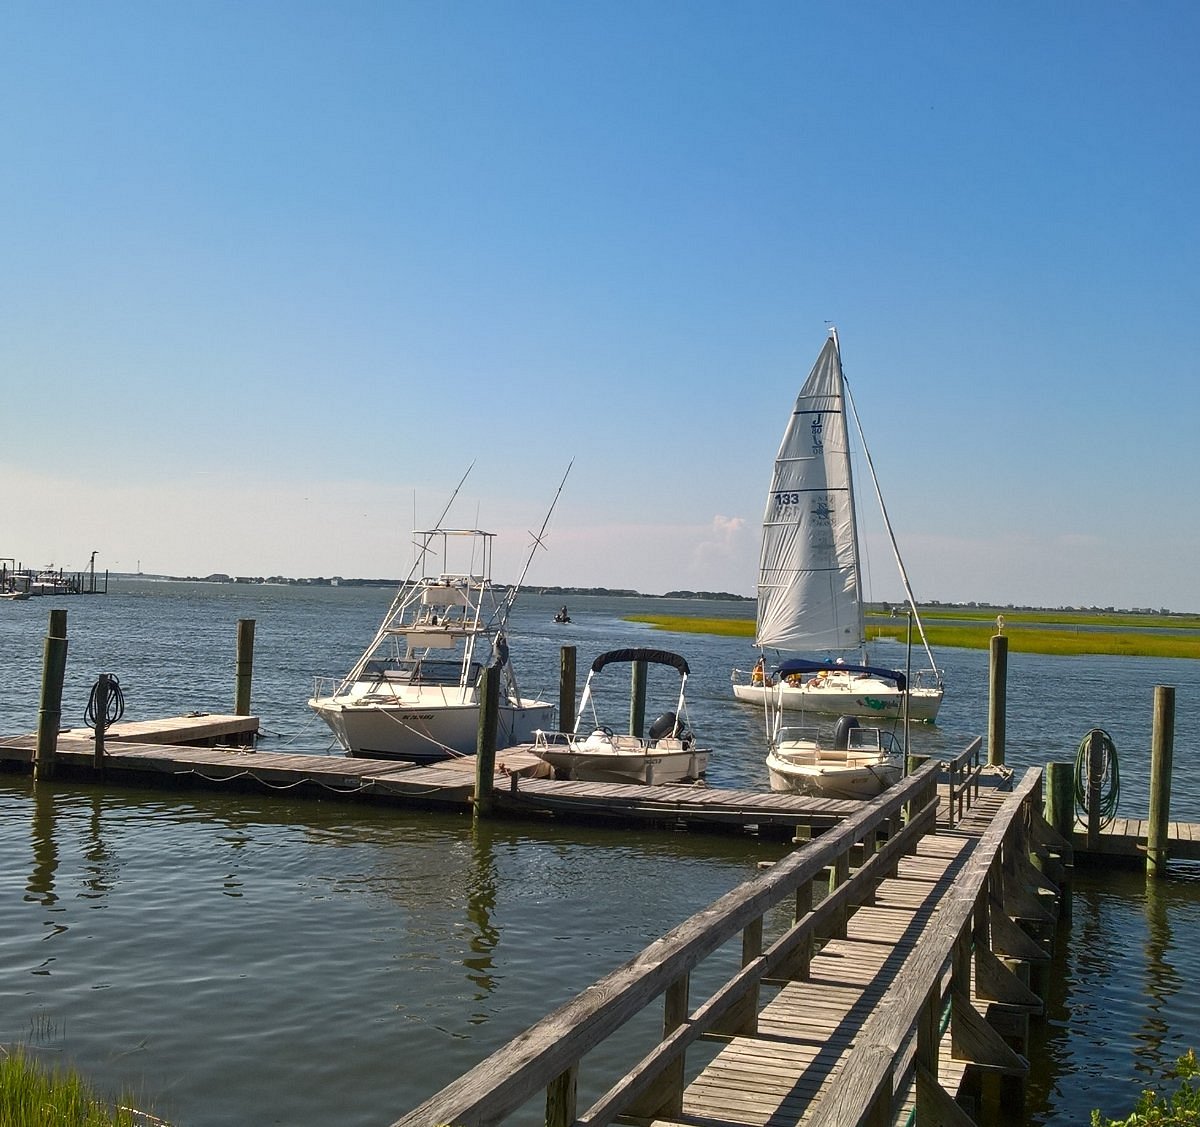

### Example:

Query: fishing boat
xmin=308 ymin=526 xmax=557 ymax=763
xmin=530 ymin=648 xmax=709 ymax=785
xmin=309 ymin=465 xmax=571 ymax=763
xmin=731 ymin=328 xmax=944 ymax=723
xmin=765 ymin=714 xmax=902 ymax=800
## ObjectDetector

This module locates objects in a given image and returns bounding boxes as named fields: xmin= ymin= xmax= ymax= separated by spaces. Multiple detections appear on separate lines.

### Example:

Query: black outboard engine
xmin=648 ymin=711 xmax=679 ymax=740
xmin=832 ymin=715 xmax=860 ymax=750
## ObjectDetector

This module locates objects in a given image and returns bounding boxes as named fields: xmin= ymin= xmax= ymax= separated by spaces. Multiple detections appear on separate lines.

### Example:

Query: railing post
xmin=1044 ymin=761 xmax=1074 ymax=838
xmin=545 ymin=1065 xmax=578 ymax=1127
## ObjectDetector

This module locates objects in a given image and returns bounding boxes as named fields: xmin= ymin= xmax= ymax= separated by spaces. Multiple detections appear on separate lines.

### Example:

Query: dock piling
xmin=474 ymin=663 xmax=500 ymax=818
xmin=988 ymin=632 xmax=1007 ymax=767
xmin=1146 ymin=685 xmax=1176 ymax=879
xmin=235 ymin=619 xmax=255 ymax=718
xmin=630 ymin=658 xmax=647 ymax=738
xmin=1043 ymin=762 xmax=1073 ymax=838
xmin=34 ymin=609 xmax=69 ymax=782
xmin=559 ymin=646 xmax=576 ymax=734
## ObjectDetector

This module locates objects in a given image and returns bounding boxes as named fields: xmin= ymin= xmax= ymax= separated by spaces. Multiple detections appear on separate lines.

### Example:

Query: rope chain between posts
xmin=1073 ymin=726 xmax=1120 ymax=828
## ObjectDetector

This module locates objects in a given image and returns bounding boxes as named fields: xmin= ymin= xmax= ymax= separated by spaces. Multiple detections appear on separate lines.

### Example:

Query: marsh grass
xmin=0 ymin=1046 xmax=162 ymax=1127
xmin=626 ymin=612 xmax=1200 ymax=660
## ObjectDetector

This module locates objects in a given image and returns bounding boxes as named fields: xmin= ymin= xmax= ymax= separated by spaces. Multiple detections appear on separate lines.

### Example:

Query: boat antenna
xmin=841 ymin=373 xmax=940 ymax=678
xmin=504 ymin=460 xmax=574 ymax=612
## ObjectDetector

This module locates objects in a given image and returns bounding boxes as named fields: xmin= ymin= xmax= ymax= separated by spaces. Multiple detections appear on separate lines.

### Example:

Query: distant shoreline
xmin=109 ymin=574 xmax=755 ymax=601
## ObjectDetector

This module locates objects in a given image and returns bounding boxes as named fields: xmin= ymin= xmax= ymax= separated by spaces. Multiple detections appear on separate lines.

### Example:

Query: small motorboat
xmin=765 ymin=715 xmax=902 ymax=800
xmin=554 ymin=606 xmax=571 ymax=624
xmin=531 ymin=647 xmax=709 ymax=785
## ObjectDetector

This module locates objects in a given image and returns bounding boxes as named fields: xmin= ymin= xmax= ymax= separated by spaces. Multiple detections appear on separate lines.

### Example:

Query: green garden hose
xmin=1073 ymin=727 xmax=1120 ymax=828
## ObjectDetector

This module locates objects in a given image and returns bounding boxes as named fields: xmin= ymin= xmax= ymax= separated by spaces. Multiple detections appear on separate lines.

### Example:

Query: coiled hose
xmin=1073 ymin=727 xmax=1120 ymax=828
xmin=84 ymin=674 xmax=125 ymax=729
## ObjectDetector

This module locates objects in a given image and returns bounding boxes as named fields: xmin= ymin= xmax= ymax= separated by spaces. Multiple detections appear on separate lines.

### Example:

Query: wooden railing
xmin=804 ymin=767 xmax=1063 ymax=1125
xmin=393 ymin=761 xmax=945 ymax=1127
xmin=942 ymin=735 xmax=984 ymax=827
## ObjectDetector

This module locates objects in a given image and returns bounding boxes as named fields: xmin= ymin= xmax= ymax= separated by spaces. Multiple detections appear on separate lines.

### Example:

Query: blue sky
xmin=3 ymin=2 xmax=1198 ymax=609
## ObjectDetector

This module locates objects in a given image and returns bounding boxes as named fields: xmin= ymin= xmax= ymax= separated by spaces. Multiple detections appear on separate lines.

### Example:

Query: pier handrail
xmin=805 ymin=766 xmax=1049 ymax=1126
xmin=942 ymin=734 xmax=983 ymax=827
xmin=391 ymin=759 xmax=942 ymax=1127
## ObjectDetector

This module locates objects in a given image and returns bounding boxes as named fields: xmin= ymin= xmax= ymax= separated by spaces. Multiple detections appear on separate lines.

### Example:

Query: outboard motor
xmin=832 ymin=715 xmax=860 ymax=750
xmin=648 ymin=711 xmax=679 ymax=740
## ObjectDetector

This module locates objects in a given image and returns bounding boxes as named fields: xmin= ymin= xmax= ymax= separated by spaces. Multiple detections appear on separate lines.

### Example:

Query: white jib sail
xmin=754 ymin=334 xmax=865 ymax=653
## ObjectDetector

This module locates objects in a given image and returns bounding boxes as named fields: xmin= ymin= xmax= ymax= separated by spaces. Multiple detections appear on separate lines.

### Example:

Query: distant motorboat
xmin=554 ymin=606 xmax=571 ymax=624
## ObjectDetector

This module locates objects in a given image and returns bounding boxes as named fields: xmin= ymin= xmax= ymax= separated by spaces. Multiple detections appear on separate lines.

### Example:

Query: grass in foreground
xmin=0 ymin=1046 xmax=161 ymax=1127
xmin=626 ymin=614 xmax=1200 ymax=660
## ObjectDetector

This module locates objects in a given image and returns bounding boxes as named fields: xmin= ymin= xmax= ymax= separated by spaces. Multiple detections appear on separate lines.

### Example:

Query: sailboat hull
xmin=733 ymin=673 xmax=942 ymax=722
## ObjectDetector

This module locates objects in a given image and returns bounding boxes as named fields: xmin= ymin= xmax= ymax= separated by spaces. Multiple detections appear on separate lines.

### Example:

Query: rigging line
xmin=505 ymin=459 xmax=574 ymax=614
xmin=840 ymin=366 xmax=940 ymax=678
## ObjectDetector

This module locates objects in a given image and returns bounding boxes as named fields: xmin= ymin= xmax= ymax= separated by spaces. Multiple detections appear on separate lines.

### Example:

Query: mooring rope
xmin=83 ymin=675 xmax=125 ymax=729
xmin=1073 ymin=727 xmax=1120 ymax=828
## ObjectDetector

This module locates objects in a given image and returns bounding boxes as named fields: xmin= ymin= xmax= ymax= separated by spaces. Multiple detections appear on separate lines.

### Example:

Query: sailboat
xmin=731 ymin=328 xmax=944 ymax=729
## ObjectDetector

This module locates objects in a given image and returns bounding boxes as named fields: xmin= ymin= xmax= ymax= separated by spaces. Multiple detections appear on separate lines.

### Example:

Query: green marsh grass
xmin=626 ymin=612 xmax=1200 ymax=660
xmin=0 ymin=1046 xmax=161 ymax=1127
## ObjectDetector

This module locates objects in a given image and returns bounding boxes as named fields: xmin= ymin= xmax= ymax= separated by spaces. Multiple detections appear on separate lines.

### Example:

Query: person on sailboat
xmin=752 ymin=657 xmax=766 ymax=685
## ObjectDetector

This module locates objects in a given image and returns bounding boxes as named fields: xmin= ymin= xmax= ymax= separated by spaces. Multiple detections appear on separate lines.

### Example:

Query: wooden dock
xmin=390 ymin=764 xmax=1068 ymax=1127
xmin=3 ymin=718 xmax=1198 ymax=858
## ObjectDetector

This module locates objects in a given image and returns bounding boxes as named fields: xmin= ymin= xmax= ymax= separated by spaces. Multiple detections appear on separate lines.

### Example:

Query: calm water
xmin=2 ymin=582 xmax=1199 ymax=1125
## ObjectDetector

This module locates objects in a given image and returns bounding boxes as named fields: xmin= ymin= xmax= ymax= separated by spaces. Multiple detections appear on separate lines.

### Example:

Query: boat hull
xmin=309 ymin=696 xmax=556 ymax=764
xmin=534 ymin=748 xmax=707 ymax=785
xmin=733 ymin=674 xmax=942 ymax=722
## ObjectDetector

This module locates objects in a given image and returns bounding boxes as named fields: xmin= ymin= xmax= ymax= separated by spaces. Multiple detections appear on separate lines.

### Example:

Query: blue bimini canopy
xmin=590 ymin=648 xmax=690 ymax=677
xmin=775 ymin=658 xmax=907 ymax=693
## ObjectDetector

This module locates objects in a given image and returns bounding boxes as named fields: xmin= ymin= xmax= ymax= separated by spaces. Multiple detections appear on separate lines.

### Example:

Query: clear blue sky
xmin=3 ymin=2 xmax=1197 ymax=610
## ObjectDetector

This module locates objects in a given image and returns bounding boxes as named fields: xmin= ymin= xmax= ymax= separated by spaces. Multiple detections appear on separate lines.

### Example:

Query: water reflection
xmin=82 ymin=791 xmax=118 ymax=899
xmin=464 ymin=824 xmax=500 ymax=1009
xmin=1138 ymin=875 xmax=1182 ymax=1075
xmin=26 ymin=784 xmax=59 ymax=908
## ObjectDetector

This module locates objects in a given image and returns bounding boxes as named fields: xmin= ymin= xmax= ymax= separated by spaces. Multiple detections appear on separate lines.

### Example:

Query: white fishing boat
xmin=765 ymin=715 xmax=902 ymax=800
xmin=309 ymin=526 xmax=557 ymax=763
xmin=530 ymin=648 xmax=709 ymax=785
xmin=309 ymin=466 xmax=571 ymax=764
xmin=731 ymin=328 xmax=944 ymax=723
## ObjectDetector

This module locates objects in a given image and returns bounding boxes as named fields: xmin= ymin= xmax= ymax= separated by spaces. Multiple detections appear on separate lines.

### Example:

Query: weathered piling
xmin=1146 ymin=685 xmax=1176 ymax=879
xmin=473 ymin=662 xmax=500 ymax=818
xmin=34 ymin=609 xmax=69 ymax=782
xmin=629 ymin=657 xmax=647 ymax=738
xmin=988 ymin=632 xmax=1007 ymax=766
xmin=234 ymin=618 xmax=255 ymax=716
xmin=559 ymin=645 xmax=576 ymax=734
xmin=1044 ymin=762 xmax=1074 ymax=838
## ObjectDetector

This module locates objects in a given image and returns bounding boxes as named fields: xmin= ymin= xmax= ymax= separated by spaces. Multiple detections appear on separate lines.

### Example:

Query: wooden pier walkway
xmin=388 ymin=763 xmax=1065 ymax=1127
xmin=391 ymin=763 xmax=1067 ymax=1127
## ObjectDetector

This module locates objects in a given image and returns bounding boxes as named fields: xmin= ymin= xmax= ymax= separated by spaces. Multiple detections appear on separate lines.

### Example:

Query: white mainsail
xmin=755 ymin=334 xmax=865 ymax=653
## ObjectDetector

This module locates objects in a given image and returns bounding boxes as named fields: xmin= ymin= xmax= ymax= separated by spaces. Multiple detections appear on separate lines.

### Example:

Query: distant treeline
xmin=137 ymin=575 xmax=753 ymax=600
